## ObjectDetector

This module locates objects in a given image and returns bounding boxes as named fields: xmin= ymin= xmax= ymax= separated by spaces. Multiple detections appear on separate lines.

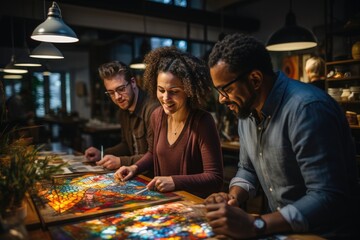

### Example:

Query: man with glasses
xmin=84 ymin=61 xmax=158 ymax=170
xmin=204 ymin=33 xmax=359 ymax=239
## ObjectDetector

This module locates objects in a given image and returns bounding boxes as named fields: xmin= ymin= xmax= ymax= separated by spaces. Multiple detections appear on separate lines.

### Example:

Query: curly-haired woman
xmin=115 ymin=46 xmax=223 ymax=198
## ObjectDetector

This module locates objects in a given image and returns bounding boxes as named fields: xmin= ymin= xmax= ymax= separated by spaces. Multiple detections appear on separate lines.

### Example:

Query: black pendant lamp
xmin=266 ymin=0 xmax=317 ymax=51
xmin=30 ymin=42 xmax=64 ymax=59
xmin=31 ymin=1 xmax=78 ymax=43
xmin=4 ymin=17 xmax=28 ymax=74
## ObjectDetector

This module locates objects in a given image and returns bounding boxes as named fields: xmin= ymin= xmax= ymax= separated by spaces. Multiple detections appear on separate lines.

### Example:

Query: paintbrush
xmin=134 ymin=187 xmax=148 ymax=195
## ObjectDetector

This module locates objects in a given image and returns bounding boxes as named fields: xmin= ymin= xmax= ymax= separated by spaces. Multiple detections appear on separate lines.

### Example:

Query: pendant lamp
xmin=31 ymin=1 xmax=78 ymax=43
xmin=15 ymin=22 xmax=42 ymax=67
xmin=4 ymin=18 xmax=28 ymax=74
xmin=130 ymin=14 xmax=149 ymax=70
xmin=3 ymin=74 xmax=23 ymax=80
xmin=30 ymin=42 xmax=64 ymax=59
xmin=15 ymin=53 xmax=42 ymax=67
xmin=4 ymin=55 xmax=29 ymax=74
xmin=266 ymin=0 xmax=317 ymax=51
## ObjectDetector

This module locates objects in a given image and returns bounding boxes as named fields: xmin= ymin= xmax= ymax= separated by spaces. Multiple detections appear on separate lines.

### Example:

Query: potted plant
xmin=0 ymin=80 xmax=63 ymax=238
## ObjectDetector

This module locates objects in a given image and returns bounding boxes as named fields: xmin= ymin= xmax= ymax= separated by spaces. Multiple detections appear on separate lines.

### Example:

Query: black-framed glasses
xmin=105 ymin=82 xmax=130 ymax=98
xmin=214 ymin=71 xmax=250 ymax=98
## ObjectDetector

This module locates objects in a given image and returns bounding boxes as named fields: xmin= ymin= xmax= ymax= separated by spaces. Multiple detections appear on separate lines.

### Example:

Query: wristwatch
xmin=253 ymin=215 xmax=266 ymax=235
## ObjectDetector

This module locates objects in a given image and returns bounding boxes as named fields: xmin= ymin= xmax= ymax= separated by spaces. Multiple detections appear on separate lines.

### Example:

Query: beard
xmin=116 ymin=89 xmax=135 ymax=111
xmin=229 ymin=83 xmax=257 ymax=119
xmin=229 ymin=96 xmax=254 ymax=119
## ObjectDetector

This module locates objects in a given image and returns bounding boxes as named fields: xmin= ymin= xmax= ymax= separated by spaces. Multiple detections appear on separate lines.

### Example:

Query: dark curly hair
xmin=143 ymin=46 xmax=212 ymax=108
xmin=98 ymin=61 xmax=134 ymax=82
xmin=208 ymin=33 xmax=275 ymax=76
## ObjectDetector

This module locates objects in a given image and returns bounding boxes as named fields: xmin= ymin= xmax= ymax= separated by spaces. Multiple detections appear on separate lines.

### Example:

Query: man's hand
xmin=96 ymin=155 xmax=121 ymax=170
xmin=84 ymin=147 xmax=100 ymax=162
xmin=205 ymin=202 xmax=256 ymax=239
xmin=204 ymin=192 xmax=239 ymax=206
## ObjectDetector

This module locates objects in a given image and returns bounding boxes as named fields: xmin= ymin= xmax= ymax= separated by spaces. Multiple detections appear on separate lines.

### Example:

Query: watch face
xmin=254 ymin=218 xmax=265 ymax=230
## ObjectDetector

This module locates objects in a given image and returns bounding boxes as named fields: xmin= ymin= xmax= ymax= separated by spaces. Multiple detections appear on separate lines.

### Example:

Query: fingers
xmin=147 ymin=178 xmax=163 ymax=192
xmin=204 ymin=193 xmax=228 ymax=204
xmin=84 ymin=147 xmax=100 ymax=162
xmin=96 ymin=156 xmax=115 ymax=170
xmin=146 ymin=179 xmax=156 ymax=191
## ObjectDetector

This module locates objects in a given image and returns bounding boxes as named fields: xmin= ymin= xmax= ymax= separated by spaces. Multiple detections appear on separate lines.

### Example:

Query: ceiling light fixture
xmin=4 ymin=17 xmax=28 ymax=74
xmin=30 ymin=42 xmax=64 ymax=59
xmin=31 ymin=1 xmax=79 ymax=43
xmin=130 ymin=10 xmax=149 ymax=70
xmin=266 ymin=0 xmax=317 ymax=51
xmin=3 ymin=74 xmax=23 ymax=80
xmin=15 ymin=21 xmax=42 ymax=67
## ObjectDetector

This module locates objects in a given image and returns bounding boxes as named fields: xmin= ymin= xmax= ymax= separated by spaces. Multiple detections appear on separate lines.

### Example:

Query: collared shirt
xmin=105 ymin=88 xmax=158 ymax=166
xmin=230 ymin=71 xmax=359 ymax=237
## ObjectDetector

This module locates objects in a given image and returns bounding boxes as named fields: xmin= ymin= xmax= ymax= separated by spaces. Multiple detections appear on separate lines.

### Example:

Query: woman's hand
xmin=114 ymin=165 xmax=138 ymax=181
xmin=147 ymin=176 xmax=175 ymax=192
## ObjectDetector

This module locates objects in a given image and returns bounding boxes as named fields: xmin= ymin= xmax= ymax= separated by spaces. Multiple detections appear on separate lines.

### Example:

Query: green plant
xmin=0 ymin=80 xmax=63 ymax=216
xmin=0 ymin=138 xmax=64 ymax=216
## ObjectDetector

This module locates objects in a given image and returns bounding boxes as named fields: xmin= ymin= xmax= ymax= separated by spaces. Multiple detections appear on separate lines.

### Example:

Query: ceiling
xmin=0 ymin=0 xmax=261 ymax=52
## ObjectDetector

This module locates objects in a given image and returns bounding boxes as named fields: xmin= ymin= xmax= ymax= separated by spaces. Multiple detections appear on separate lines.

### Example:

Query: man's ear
xmin=249 ymin=70 xmax=263 ymax=90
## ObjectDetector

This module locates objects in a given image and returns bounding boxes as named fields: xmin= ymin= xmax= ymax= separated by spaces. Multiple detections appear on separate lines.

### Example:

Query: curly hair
xmin=143 ymin=46 xmax=212 ymax=108
xmin=98 ymin=61 xmax=134 ymax=82
xmin=208 ymin=33 xmax=275 ymax=76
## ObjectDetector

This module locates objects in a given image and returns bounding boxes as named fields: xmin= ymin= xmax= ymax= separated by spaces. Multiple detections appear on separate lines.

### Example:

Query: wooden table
xmin=25 ymin=174 xmax=203 ymax=240
xmin=25 ymin=146 xmax=324 ymax=240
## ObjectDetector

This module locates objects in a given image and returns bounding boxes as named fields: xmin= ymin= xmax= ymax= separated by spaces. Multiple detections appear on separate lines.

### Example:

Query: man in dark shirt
xmin=84 ymin=61 xmax=158 ymax=170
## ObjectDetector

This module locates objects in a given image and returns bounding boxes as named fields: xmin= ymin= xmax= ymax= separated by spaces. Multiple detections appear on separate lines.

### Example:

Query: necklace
xmin=172 ymin=121 xmax=182 ymax=135
xmin=169 ymin=111 xmax=189 ymax=136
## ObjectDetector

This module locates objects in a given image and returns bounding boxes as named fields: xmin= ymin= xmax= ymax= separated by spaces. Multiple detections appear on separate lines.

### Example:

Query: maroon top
xmin=136 ymin=106 xmax=224 ymax=198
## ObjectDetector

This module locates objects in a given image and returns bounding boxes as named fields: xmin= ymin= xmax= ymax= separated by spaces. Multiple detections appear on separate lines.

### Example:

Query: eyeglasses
xmin=105 ymin=82 xmax=130 ymax=98
xmin=214 ymin=71 xmax=249 ymax=98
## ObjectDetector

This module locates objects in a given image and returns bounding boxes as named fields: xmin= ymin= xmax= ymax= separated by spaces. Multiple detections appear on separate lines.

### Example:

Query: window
xmin=150 ymin=37 xmax=187 ymax=52
xmin=149 ymin=0 xmax=187 ymax=7
xmin=33 ymin=72 xmax=71 ymax=117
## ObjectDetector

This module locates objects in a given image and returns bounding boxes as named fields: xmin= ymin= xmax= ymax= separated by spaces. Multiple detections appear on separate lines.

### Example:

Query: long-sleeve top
xmin=230 ymin=71 xmax=360 ymax=238
xmin=105 ymin=88 xmax=158 ymax=166
xmin=135 ymin=106 xmax=224 ymax=198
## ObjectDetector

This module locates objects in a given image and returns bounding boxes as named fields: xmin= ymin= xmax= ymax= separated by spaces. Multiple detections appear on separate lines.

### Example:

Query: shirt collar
xmin=261 ymin=71 xmax=289 ymax=118
xmin=132 ymin=88 xmax=146 ymax=117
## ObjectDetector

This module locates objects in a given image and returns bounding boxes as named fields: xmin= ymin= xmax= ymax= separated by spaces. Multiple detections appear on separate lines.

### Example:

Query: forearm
xmin=261 ymin=211 xmax=292 ymax=236
xmin=229 ymin=185 xmax=250 ymax=205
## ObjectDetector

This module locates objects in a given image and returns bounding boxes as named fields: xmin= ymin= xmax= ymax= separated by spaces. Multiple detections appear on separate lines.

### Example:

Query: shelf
xmin=327 ymin=76 xmax=360 ymax=81
xmin=350 ymin=125 xmax=360 ymax=129
xmin=326 ymin=59 xmax=360 ymax=66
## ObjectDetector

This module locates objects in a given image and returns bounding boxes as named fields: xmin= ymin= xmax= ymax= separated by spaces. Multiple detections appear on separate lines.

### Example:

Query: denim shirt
xmin=230 ymin=71 xmax=359 ymax=237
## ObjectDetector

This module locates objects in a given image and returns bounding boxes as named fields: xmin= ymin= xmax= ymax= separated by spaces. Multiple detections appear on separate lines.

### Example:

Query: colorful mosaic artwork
xmin=49 ymin=202 xmax=214 ymax=239
xmin=31 ymin=173 xmax=181 ymax=226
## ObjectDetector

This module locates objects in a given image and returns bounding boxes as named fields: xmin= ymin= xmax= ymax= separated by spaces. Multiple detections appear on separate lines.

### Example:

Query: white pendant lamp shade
xmin=30 ymin=42 xmax=64 ymax=59
xmin=130 ymin=57 xmax=146 ymax=70
xmin=266 ymin=9 xmax=317 ymax=51
xmin=31 ymin=2 xmax=79 ymax=43
xmin=3 ymin=74 xmax=23 ymax=80
xmin=15 ymin=52 xmax=42 ymax=67
xmin=4 ymin=55 xmax=28 ymax=74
